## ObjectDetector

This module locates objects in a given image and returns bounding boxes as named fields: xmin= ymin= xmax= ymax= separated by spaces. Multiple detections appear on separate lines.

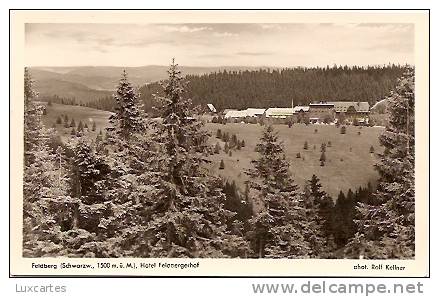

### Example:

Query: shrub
xmin=327 ymin=141 xmax=332 ymax=147
xmin=357 ymin=131 xmax=361 ymax=135
xmin=340 ymin=126 xmax=346 ymax=134
xmin=314 ymin=128 xmax=318 ymax=133
xmin=219 ymin=159 xmax=225 ymax=170
xmin=214 ymin=142 xmax=221 ymax=154
xmin=296 ymin=152 xmax=301 ymax=158
xmin=369 ymin=146 xmax=375 ymax=153
xmin=304 ymin=141 xmax=308 ymax=150
xmin=216 ymin=129 xmax=222 ymax=139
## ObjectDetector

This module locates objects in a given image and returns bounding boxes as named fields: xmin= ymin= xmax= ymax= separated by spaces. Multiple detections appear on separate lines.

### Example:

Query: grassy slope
xmin=42 ymin=104 xmax=384 ymax=200
xmin=42 ymin=103 xmax=113 ymax=141
xmin=205 ymin=123 xmax=384 ymax=200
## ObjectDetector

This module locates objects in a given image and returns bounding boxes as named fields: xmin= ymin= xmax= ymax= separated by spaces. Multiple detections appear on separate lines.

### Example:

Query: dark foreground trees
xmin=23 ymin=64 xmax=249 ymax=258
xmin=246 ymin=125 xmax=318 ymax=258
xmin=346 ymin=67 xmax=415 ymax=259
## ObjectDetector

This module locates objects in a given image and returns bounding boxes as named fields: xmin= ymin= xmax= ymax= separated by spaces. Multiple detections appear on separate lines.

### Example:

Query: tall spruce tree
xmin=306 ymin=174 xmax=334 ymax=251
xmin=96 ymin=71 xmax=159 ymax=257
xmin=246 ymin=125 xmax=311 ymax=258
xmin=23 ymin=68 xmax=72 ymax=256
xmin=107 ymin=70 xmax=146 ymax=141
xmin=145 ymin=59 xmax=249 ymax=258
xmin=346 ymin=67 xmax=415 ymax=259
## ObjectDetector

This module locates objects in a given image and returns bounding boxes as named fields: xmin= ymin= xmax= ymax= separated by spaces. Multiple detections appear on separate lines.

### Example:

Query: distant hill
xmin=31 ymin=65 xmax=275 ymax=91
xmin=34 ymin=76 xmax=113 ymax=104
xmin=30 ymin=65 xmax=275 ymax=106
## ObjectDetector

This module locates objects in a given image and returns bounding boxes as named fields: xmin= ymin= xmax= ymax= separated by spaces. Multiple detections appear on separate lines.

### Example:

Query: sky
xmin=25 ymin=23 xmax=414 ymax=67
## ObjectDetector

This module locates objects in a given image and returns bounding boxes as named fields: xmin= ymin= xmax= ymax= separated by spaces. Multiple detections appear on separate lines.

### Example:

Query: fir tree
xmin=246 ymin=125 xmax=311 ymax=258
xmin=107 ymin=70 xmax=145 ymax=141
xmin=148 ymin=59 xmax=250 ymax=258
xmin=219 ymin=159 xmax=225 ymax=169
xmin=304 ymin=141 xmax=308 ymax=150
xmin=23 ymin=68 xmax=72 ymax=257
xmin=346 ymin=67 xmax=415 ymax=259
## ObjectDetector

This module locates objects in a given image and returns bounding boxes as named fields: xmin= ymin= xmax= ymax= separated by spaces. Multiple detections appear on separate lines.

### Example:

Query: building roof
xmin=265 ymin=108 xmax=295 ymax=118
xmin=245 ymin=108 xmax=266 ymax=117
xmin=207 ymin=103 xmax=217 ymax=113
xmin=293 ymin=106 xmax=310 ymax=112
xmin=309 ymin=103 xmax=335 ymax=107
xmin=224 ymin=110 xmax=248 ymax=118
xmin=328 ymin=101 xmax=370 ymax=113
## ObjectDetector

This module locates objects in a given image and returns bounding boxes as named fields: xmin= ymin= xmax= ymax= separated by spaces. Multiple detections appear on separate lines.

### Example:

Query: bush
xmin=296 ymin=152 xmax=301 ymax=158
xmin=369 ymin=146 xmax=375 ymax=153
xmin=214 ymin=142 xmax=221 ymax=154
xmin=304 ymin=141 xmax=308 ymax=150
xmin=340 ymin=126 xmax=346 ymax=134
xmin=357 ymin=131 xmax=361 ymax=135
xmin=314 ymin=128 xmax=318 ymax=133
xmin=241 ymin=140 xmax=245 ymax=147
xmin=327 ymin=141 xmax=332 ymax=147
xmin=224 ymin=142 xmax=229 ymax=153
xmin=219 ymin=159 xmax=225 ymax=170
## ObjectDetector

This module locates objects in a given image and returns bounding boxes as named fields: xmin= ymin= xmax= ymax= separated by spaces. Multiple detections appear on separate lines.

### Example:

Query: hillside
xmin=206 ymin=123 xmax=383 ymax=199
xmin=31 ymin=65 xmax=274 ymax=91
xmin=42 ymin=103 xmax=383 ymax=200
xmin=41 ymin=103 xmax=112 ymax=141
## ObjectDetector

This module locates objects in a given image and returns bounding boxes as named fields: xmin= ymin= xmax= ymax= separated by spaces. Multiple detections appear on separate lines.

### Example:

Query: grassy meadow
xmin=205 ymin=122 xmax=384 ymax=199
xmin=41 ymin=103 xmax=113 ymax=141
xmin=42 ymin=103 xmax=384 ymax=200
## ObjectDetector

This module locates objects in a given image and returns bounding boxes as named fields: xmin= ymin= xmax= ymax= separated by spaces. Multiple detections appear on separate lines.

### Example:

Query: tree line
xmin=139 ymin=64 xmax=406 ymax=113
xmin=23 ymin=62 xmax=414 ymax=259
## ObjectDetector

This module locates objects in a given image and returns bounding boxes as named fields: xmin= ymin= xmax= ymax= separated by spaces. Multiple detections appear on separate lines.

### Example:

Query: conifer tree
xmin=148 ymin=59 xmax=250 ymax=258
xmin=246 ymin=125 xmax=311 ymax=258
xmin=23 ymin=68 xmax=72 ymax=256
xmin=347 ymin=67 xmax=415 ymax=259
xmin=107 ymin=70 xmax=146 ymax=141
xmin=92 ymin=121 xmax=97 ymax=132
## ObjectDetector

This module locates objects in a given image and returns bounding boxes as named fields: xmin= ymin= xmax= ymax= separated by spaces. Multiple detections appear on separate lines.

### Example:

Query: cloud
xmin=158 ymin=24 xmax=211 ymax=33
xmin=236 ymin=51 xmax=273 ymax=56
xmin=213 ymin=32 xmax=238 ymax=38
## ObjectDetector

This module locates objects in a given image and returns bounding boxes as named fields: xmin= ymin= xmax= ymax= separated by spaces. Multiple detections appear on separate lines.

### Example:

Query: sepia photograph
xmin=9 ymin=10 xmax=429 ymax=277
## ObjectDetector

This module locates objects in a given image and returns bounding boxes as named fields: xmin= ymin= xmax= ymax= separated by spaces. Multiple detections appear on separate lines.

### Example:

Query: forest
xmin=43 ymin=64 xmax=406 ymax=114
xmin=23 ymin=61 xmax=414 ymax=259
xmin=139 ymin=64 xmax=406 ymax=113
